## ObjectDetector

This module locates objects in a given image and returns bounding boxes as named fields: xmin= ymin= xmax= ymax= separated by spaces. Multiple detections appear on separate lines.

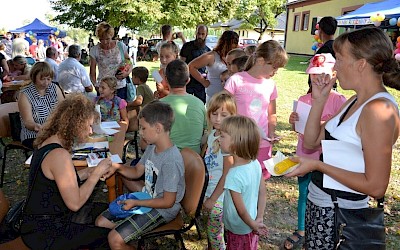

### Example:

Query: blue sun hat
xmin=109 ymin=192 xmax=152 ymax=219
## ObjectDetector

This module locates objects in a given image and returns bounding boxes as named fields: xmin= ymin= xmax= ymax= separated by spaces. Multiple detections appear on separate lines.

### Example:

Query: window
xmin=293 ymin=14 xmax=300 ymax=31
xmin=302 ymin=11 xmax=310 ymax=31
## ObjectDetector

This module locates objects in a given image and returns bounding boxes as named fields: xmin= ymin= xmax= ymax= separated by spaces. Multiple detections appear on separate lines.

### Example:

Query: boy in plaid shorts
xmin=96 ymin=100 xmax=185 ymax=249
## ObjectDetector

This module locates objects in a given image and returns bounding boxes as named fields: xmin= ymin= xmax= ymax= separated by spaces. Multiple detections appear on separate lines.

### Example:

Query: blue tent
xmin=337 ymin=0 xmax=400 ymax=27
xmin=10 ymin=18 xmax=66 ymax=45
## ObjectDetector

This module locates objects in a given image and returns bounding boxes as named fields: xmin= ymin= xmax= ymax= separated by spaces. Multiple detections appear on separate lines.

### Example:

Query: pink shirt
xmin=225 ymin=71 xmax=278 ymax=148
xmin=296 ymin=91 xmax=347 ymax=159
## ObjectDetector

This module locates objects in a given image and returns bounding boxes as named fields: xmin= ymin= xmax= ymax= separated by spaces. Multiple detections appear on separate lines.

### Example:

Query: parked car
xmin=206 ymin=35 xmax=218 ymax=49
xmin=239 ymin=38 xmax=258 ymax=48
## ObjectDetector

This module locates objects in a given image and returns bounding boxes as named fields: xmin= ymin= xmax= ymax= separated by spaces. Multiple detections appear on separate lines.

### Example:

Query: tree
xmin=234 ymin=0 xmax=286 ymax=41
xmin=49 ymin=0 xmax=236 ymax=34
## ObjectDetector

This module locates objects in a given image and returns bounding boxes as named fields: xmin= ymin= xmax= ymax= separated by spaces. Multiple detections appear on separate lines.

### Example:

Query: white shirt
xmin=44 ymin=57 xmax=59 ymax=82
xmin=58 ymin=57 xmax=92 ymax=93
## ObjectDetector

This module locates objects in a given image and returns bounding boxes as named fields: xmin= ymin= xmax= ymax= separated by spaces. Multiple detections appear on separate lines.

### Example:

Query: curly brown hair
xmin=34 ymin=93 xmax=99 ymax=151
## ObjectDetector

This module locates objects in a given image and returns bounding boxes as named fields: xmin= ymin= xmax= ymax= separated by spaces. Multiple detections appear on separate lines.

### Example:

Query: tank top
xmin=20 ymin=83 xmax=59 ymax=142
xmin=205 ymin=51 xmax=227 ymax=102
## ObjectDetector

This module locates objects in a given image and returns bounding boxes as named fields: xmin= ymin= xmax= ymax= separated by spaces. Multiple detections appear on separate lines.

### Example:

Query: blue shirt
xmin=223 ymin=160 xmax=262 ymax=235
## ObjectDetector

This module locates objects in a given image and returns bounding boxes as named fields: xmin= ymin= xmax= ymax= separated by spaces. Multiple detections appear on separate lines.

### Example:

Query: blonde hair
xmin=206 ymin=91 xmax=237 ymax=153
xmin=244 ymin=40 xmax=288 ymax=71
xmin=220 ymin=115 xmax=260 ymax=160
xmin=34 ymin=94 xmax=98 ymax=151
xmin=160 ymin=42 xmax=179 ymax=57
xmin=96 ymin=22 xmax=115 ymax=39
xmin=100 ymin=76 xmax=118 ymax=93
xmin=227 ymin=48 xmax=246 ymax=58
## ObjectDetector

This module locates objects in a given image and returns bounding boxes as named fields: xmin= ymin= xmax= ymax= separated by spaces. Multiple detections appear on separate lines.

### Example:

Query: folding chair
xmin=0 ymin=102 xmax=32 ymax=187
xmin=137 ymin=148 xmax=209 ymax=249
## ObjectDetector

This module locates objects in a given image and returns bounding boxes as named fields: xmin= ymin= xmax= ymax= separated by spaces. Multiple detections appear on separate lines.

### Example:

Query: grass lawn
xmin=137 ymin=56 xmax=400 ymax=249
xmin=2 ymin=57 xmax=399 ymax=249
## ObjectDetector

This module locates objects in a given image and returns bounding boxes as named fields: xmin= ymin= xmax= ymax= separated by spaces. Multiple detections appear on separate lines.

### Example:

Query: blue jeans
xmin=297 ymin=173 xmax=311 ymax=231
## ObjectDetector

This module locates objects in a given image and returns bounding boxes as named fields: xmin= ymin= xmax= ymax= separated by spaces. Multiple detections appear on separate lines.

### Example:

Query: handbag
xmin=117 ymin=41 xmax=136 ymax=102
xmin=331 ymin=192 xmax=386 ymax=250
xmin=4 ymin=146 xmax=60 ymax=235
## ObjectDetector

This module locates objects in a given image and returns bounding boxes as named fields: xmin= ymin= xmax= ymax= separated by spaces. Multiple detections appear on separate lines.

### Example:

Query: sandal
xmin=283 ymin=231 xmax=305 ymax=250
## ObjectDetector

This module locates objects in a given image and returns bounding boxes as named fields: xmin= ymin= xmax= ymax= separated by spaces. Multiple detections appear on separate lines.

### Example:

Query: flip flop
xmin=284 ymin=231 xmax=305 ymax=250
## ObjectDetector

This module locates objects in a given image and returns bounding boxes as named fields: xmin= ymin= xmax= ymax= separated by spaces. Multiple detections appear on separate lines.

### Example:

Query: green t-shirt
xmin=136 ymin=84 xmax=154 ymax=107
xmin=161 ymin=94 xmax=206 ymax=154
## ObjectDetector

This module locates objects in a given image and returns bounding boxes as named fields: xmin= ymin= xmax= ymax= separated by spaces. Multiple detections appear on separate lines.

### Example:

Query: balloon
xmin=317 ymin=39 xmax=322 ymax=43
xmin=398 ymin=21 xmax=400 ymax=27
xmin=314 ymin=34 xmax=319 ymax=40
xmin=370 ymin=15 xmax=377 ymax=22
xmin=389 ymin=18 xmax=397 ymax=26
xmin=314 ymin=30 xmax=319 ymax=36
xmin=318 ymin=43 xmax=323 ymax=48
xmin=395 ymin=53 xmax=400 ymax=61
xmin=397 ymin=43 xmax=400 ymax=49
xmin=55 ymin=30 xmax=60 ymax=36
xmin=397 ymin=37 xmax=400 ymax=43
xmin=373 ymin=21 xmax=381 ymax=27
xmin=315 ymin=23 xmax=319 ymax=30
xmin=313 ymin=42 xmax=319 ymax=47
xmin=376 ymin=13 xmax=385 ymax=22
xmin=395 ymin=48 xmax=400 ymax=55
xmin=312 ymin=45 xmax=317 ymax=51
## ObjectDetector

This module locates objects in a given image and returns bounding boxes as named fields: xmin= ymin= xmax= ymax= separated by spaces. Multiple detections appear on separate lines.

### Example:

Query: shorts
xmin=102 ymin=208 xmax=166 ymax=243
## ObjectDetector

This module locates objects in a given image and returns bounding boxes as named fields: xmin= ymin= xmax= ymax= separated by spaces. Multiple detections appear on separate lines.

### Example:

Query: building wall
xmin=286 ymin=0 xmax=374 ymax=55
xmin=236 ymin=29 xmax=285 ymax=43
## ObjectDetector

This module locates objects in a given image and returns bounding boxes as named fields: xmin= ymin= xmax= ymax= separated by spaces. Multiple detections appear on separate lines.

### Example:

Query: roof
xmin=210 ymin=13 xmax=286 ymax=31
xmin=336 ymin=0 xmax=400 ymax=26
xmin=11 ymin=18 xmax=57 ymax=33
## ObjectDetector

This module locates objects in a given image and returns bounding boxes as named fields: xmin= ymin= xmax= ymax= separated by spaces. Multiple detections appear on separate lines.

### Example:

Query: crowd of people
xmin=0 ymin=16 xmax=400 ymax=250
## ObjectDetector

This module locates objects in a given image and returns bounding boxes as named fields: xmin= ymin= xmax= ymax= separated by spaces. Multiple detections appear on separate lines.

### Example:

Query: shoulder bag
xmin=117 ymin=42 xmax=136 ymax=102
xmin=331 ymin=192 xmax=385 ymax=250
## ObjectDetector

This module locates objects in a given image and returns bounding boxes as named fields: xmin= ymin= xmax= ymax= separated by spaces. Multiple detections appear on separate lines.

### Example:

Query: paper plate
xmin=264 ymin=151 xmax=299 ymax=176
xmin=109 ymin=192 xmax=152 ymax=218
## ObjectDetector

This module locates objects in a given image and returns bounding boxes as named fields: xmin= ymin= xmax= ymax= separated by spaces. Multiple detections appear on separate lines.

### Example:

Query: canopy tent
xmin=10 ymin=18 xmax=66 ymax=45
xmin=336 ymin=0 xmax=400 ymax=27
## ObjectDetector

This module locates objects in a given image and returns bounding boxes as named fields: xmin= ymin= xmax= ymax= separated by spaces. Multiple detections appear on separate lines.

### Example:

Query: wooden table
xmin=1 ymin=80 xmax=30 ymax=103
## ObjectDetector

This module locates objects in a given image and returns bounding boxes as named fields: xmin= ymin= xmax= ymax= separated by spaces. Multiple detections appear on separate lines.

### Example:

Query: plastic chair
xmin=137 ymin=148 xmax=209 ymax=249
xmin=0 ymin=102 xmax=32 ymax=187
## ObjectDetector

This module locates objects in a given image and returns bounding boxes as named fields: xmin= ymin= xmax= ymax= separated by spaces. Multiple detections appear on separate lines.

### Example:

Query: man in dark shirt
xmin=180 ymin=25 xmax=210 ymax=103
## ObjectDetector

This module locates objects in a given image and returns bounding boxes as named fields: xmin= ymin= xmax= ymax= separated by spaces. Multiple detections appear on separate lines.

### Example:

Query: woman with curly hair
xmin=189 ymin=30 xmax=239 ymax=103
xmin=20 ymin=94 xmax=112 ymax=249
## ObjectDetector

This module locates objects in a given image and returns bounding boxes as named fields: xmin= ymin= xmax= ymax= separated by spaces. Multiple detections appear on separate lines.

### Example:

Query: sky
xmin=1 ymin=0 xmax=54 ymax=31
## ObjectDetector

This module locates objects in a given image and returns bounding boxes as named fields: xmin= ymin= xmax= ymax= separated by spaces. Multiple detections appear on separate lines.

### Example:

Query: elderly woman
xmin=20 ymin=94 xmax=111 ymax=249
xmin=6 ymin=55 xmax=31 ymax=81
xmin=286 ymin=27 xmax=400 ymax=249
xmin=89 ymin=21 xmax=132 ymax=100
xmin=188 ymin=30 xmax=239 ymax=103
xmin=18 ymin=62 xmax=64 ymax=149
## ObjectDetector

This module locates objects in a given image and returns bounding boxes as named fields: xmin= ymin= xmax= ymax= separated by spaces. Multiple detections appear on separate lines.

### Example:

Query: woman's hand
xmin=156 ymin=82 xmax=164 ymax=92
xmin=92 ymin=158 xmax=112 ymax=180
xmin=101 ymin=162 xmax=119 ymax=179
xmin=289 ymin=112 xmax=299 ymax=125
xmin=203 ymin=197 xmax=216 ymax=211
xmin=285 ymin=156 xmax=320 ymax=178
xmin=34 ymin=123 xmax=42 ymax=132
xmin=311 ymin=73 xmax=336 ymax=102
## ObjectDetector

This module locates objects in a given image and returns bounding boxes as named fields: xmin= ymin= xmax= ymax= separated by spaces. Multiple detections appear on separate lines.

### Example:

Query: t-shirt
xmin=160 ymin=93 xmax=206 ymax=154
xmin=94 ymin=96 xmax=127 ymax=122
xmin=225 ymin=71 xmax=278 ymax=148
xmin=180 ymin=41 xmax=210 ymax=91
xmin=136 ymin=84 xmax=154 ymax=107
xmin=138 ymin=144 xmax=185 ymax=222
xmin=223 ymin=160 xmax=262 ymax=235
xmin=44 ymin=57 xmax=59 ymax=82
xmin=295 ymin=91 xmax=346 ymax=159
xmin=204 ymin=129 xmax=228 ymax=202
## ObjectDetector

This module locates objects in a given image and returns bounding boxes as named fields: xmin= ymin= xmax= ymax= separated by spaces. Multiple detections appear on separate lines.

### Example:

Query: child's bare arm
xmin=103 ymin=162 xmax=145 ymax=180
xmin=230 ymin=190 xmax=258 ymax=230
xmin=268 ymin=100 xmax=278 ymax=139
xmin=256 ymin=177 xmax=266 ymax=220
xmin=119 ymin=107 xmax=129 ymax=125
xmin=121 ymin=191 xmax=177 ymax=210
xmin=203 ymin=155 xmax=234 ymax=210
